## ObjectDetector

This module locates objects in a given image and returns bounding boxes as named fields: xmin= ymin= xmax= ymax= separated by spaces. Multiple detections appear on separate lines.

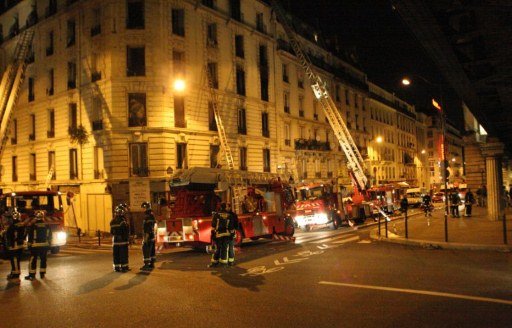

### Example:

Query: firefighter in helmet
xmin=226 ymin=202 xmax=239 ymax=266
xmin=26 ymin=210 xmax=52 ymax=280
xmin=209 ymin=202 xmax=235 ymax=267
xmin=110 ymin=204 xmax=130 ymax=272
xmin=140 ymin=201 xmax=156 ymax=271
xmin=1 ymin=209 xmax=25 ymax=283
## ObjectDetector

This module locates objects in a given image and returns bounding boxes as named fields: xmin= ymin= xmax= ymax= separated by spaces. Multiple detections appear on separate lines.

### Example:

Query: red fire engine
xmin=293 ymin=183 xmax=343 ymax=231
xmin=0 ymin=190 xmax=67 ymax=254
xmin=160 ymin=168 xmax=295 ymax=250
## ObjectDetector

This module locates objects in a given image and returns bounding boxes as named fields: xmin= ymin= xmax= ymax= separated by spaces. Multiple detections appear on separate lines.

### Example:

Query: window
xmin=130 ymin=143 xmax=149 ymax=176
xmin=236 ymin=65 xmax=245 ymax=96
xmin=94 ymin=146 xmax=104 ymax=179
xmin=261 ymin=112 xmax=269 ymax=138
xmin=172 ymin=51 xmax=185 ymax=77
xmin=12 ymin=156 xmax=17 ymax=182
xmin=91 ymin=8 xmax=101 ymax=36
xmin=299 ymin=96 xmax=304 ymax=117
xmin=92 ymin=96 xmax=103 ymax=131
xmin=46 ymin=0 xmax=57 ymax=17
xmin=176 ymin=143 xmax=187 ymax=169
xmin=47 ymin=69 xmax=54 ymax=95
xmin=235 ymin=35 xmax=244 ymax=58
xmin=208 ymin=102 xmax=217 ymax=131
xmin=263 ymin=149 xmax=271 ymax=172
xmin=345 ymin=89 xmax=350 ymax=105
xmin=354 ymin=94 xmax=358 ymax=108
xmin=202 ymin=0 xmax=214 ymax=8
xmin=237 ymin=108 xmax=246 ymax=134
xmin=284 ymin=123 xmax=290 ymax=146
xmin=299 ymin=126 xmax=305 ymax=139
xmin=256 ymin=13 xmax=265 ymax=33
xmin=67 ymin=19 xmax=76 ymax=47
xmin=30 ymin=153 xmax=36 ymax=181
xmin=46 ymin=31 xmax=54 ymax=56
xmin=68 ymin=61 xmax=76 ymax=89
xmin=48 ymin=151 xmax=56 ymax=180
xmin=207 ymin=62 xmax=218 ymax=89
xmin=229 ymin=0 xmax=241 ymax=21
xmin=29 ymin=114 xmax=35 ymax=141
xmin=91 ymin=53 xmax=102 ymax=82
xmin=28 ymin=77 xmax=35 ymax=102
xmin=174 ymin=95 xmax=186 ymax=128
xmin=48 ymin=109 xmax=55 ymax=138
xmin=127 ymin=0 xmax=145 ymax=29
xmin=282 ymin=63 xmax=289 ymax=83
xmin=239 ymin=147 xmax=247 ymax=171
xmin=128 ymin=93 xmax=147 ymax=127
xmin=283 ymin=92 xmax=290 ymax=113
xmin=127 ymin=46 xmax=145 ymax=76
xmin=313 ymin=103 xmax=318 ymax=120
xmin=259 ymin=45 xmax=268 ymax=67
xmin=207 ymin=23 xmax=217 ymax=47
xmin=172 ymin=9 xmax=185 ymax=37
xmin=11 ymin=119 xmax=17 ymax=144
xmin=210 ymin=145 xmax=220 ymax=168
xmin=298 ymin=74 xmax=304 ymax=88
xmin=69 ymin=103 xmax=78 ymax=130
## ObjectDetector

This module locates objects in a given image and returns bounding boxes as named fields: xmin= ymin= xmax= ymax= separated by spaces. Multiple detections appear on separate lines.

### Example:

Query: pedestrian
xmin=140 ymin=201 xmax=156 ymax=271
xmin=450 ymin=191 xmax=461 ymax=218
xmin=476 ymin=188 xmax=482 ymax=207
xmin=208 ymin=202 xmax=235 ymax=268
xmin=226 ymin=202 xmax=239 ymax=266
xmin=1 ymin=210 xmax=25 ymax=283
xmin=110 ymin=205 xmax=130 ymax=272
xmin=25 ymin=211 xmax=52 ymax=280
xmin=464 ymin=188 xmax=475 ymax=217
xmin=400 ymin=194 xmax=409 ymax=216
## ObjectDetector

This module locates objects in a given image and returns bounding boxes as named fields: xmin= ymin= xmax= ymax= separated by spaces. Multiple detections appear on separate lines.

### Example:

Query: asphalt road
xmin=1 ymin=219 xmax=511 ymax=328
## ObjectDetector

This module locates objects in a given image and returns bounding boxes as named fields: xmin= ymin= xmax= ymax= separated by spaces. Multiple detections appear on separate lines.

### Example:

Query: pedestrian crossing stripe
xmin=312 ymin=234 xmax=358 ymax=244
xmin=331 ymin=236 xmax=360 ymax=244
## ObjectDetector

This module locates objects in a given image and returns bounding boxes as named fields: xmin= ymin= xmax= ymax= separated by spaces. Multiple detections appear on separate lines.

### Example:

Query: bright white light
xmin=402 ymin=78 xmax=411 ymax=86
xmin=173 ymin=79 xmax=186 ymax=92
xmin=421 ymin=149 xmax=426 ymax=154
xmin=452 ymin=158 xmax=456 ymax=162
xmin=376 ymin=136 xmax=383 ymax=143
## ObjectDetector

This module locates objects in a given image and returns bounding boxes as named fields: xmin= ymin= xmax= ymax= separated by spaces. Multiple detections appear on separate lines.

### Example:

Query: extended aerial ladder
xmin=202 ymin=18 xmax=244 ymax=212
xmin=269 ymin=1 xmax=390 ymax=220
xmin=0 ymin=28 xmax=35 ymax=160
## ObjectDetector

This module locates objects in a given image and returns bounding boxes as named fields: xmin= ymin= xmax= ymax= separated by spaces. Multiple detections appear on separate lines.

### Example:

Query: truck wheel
xmin=50 ymin=247 xmax=60 ymax=254
xmin=304 ymin=225 xmax=312 ymax=232
xmin=235 ymin=228 xmax=244 ymax=247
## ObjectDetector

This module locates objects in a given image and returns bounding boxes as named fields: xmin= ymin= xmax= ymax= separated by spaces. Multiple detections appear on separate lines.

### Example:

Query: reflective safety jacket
xmin=27 ymin=219 xmax=52 ymax=248
xmin=211 ymin=211 xmax=235 ymax=238
xmin=142 ymin=211 xmax=156 ymax=243
xmin=2 ymin=220 xmax=26 ymax=251
xmin=110 ymin=215 xmax=129 ymax=245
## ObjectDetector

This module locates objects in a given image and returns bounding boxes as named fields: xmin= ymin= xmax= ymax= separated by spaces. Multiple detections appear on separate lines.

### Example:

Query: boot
xmin=139 ymin=265 xmax=151 ymax=271
xmin=24 ymin=275 xmax=35 ymax=281
xmin=6 ymin=273 xmax=19 ymax=281
xmin=207 ymin=262 xmax=219 ymax=268
xmin=40 ymin=273 xmax=45 ymax=279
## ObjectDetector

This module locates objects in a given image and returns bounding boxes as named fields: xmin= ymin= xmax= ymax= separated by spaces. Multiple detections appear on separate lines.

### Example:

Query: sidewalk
xmin=370 ymin=205 xmax=512 ymax=252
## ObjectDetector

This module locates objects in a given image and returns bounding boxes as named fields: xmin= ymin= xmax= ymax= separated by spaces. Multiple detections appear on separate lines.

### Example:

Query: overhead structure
xmin=0 ymin=28 xmax=35 ymax=159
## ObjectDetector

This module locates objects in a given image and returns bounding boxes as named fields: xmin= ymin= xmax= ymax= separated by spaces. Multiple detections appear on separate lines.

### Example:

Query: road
xmin=1 ymin=216 xmax=511 ymax=328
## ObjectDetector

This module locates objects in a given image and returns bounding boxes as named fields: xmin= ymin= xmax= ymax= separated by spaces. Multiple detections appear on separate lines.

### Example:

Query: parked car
xmin=432 ymin=192 xmax=445 ymax=203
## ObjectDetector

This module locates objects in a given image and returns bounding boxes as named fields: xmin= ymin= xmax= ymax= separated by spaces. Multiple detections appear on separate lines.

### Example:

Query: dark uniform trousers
xmin=142 ymin=238 xmax=156 ymax=266
xmin=8 ymin=249 xmax=23 ymax=278
xmin=29 ymin=247 xmax=49 ymax=276
xmin=113 ymin=242 xmax=129 ymax=270
xmin=212 ymin=236 xmax=230 ymax=264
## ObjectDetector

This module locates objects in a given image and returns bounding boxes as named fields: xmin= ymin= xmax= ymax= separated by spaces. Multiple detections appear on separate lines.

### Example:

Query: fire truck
xmin=0 ymin=190 xmax=67 ymax=254
xmin=293 ymin=183 xmax=343 ymax=231
xmin=161 ymin=168 xmax=295 ymax=249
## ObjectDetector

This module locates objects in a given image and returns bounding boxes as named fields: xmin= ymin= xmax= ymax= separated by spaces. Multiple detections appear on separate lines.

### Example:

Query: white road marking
xmin=357 ymin=240 xmax=371 ymax=244
xmin=331 ymin=236 xmax=360 ymax=244
xmin=318 ymin=281 xmax=512 ymax=306
xmin=313 ymin=233 xmax=357 ymax=244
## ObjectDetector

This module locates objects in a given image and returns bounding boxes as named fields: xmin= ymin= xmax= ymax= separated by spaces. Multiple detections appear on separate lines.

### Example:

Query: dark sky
xmin=286 ymin=0 xmax=453 ymax=118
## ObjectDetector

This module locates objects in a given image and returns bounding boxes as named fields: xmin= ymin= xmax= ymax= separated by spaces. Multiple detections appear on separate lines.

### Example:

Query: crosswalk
xmin=293 ymin=230 xmax=365 ymax=245
xmin=52 ymin=245 xmax=113 ymax=257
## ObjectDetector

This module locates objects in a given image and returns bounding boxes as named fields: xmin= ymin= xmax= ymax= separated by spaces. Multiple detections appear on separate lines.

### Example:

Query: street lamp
xmin=173 ymin=78 xmax=186 ymax=93
xmin=402 ymin=75 xmax=449 ymax=242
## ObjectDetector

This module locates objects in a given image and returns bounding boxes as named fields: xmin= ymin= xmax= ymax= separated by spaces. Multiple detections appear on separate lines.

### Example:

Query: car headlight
xmin=313 ymin=213 xmax=329 ymax=224
xmin=55 ymin=231 xmax=67 ymax=242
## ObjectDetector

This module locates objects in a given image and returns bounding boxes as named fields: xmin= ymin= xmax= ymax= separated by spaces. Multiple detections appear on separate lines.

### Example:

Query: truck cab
xmin=293 ymin=184 xmax=341 ymax=231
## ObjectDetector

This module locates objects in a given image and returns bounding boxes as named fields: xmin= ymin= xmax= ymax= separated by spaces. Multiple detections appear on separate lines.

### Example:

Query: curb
xmin=369 ymin=227 xmax=512 ymax=252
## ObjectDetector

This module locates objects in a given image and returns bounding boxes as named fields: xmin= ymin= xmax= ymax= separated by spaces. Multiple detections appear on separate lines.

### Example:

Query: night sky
xmin=287 ymin=0 xmax=456 ymax=121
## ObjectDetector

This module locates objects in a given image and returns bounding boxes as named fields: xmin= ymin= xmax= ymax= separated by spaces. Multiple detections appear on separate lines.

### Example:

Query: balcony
xmin=47 ymin=130 xmax=55 ymax=138
xmin=92 ymin=120 xmax=103 ymax=131
xmin=294 ymin=138 xmax=331 ymax=151
xmin=29 ymin=133 xmax=35 ymax=141
xmin=132 ymin=167 xmax=149 ymax=177
xmin=90 ymin=25 xmax=101 ymax=37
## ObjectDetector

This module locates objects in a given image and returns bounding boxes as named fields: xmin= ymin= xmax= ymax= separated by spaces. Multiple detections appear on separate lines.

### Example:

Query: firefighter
xmin=25 ymin=210 xmax=52 ymax=280
xmin=140 ymin=201 xmax=156 ymax=271
xmin=208 ymin=202 xmax=234 ymax=267
xmin=226 ymin=202 xmax=239 ymax=266
xmin=1 ymin=209 xmax=25 ymax=283
xmin=110 ymin=205 xmax=130 ymax=272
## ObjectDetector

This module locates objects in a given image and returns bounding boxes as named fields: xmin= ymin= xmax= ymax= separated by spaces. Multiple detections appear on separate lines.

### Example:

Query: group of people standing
xmin=1 ymin=210 xmax=52 ymax=283
xmin=209 ymin=202 xmax=239 ymax=267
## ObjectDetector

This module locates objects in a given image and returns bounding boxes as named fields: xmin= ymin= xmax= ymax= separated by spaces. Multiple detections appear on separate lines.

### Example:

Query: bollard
xmin=96 ymin=229 xmax=101 ymax=246
xmin=77 ymin=227 xmax=82 ymax=243
xmin=385 ymin=218 xmax=388 ymax=238
xmin=503 ymin=214 xmax=508 ymax=245
xmin=378 ymin=215 xmax=381 ymax=237
xmin=405 ymin=211 xmax=408 ymax=239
